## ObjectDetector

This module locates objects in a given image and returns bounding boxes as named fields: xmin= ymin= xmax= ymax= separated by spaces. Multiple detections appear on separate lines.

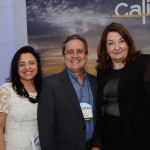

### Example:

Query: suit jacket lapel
xmin=59 ymin=69 xmax=84 ymax=118
xmin=88 ymin=75 xmax=97 ymax=102
xmin=99 ymin=63 xmax=133 ymax=99
xmin=87 ymin=74 xmax=97 ymax=124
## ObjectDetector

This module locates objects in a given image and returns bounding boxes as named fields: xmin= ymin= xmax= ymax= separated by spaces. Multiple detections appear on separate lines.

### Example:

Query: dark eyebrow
xmin=107 ymin=40 xmax=113 ymax=42
xmin=18 ymin=62 xmax=25 ymax=64
xmin=119 ymin=37 xmax=124 ymax=40
xmin=29 ymin=60 xmax=36 ymax=62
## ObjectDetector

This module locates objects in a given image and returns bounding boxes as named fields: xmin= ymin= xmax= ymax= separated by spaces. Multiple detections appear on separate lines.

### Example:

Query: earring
xmin=105 ymin=51 xmax=108 ymax=60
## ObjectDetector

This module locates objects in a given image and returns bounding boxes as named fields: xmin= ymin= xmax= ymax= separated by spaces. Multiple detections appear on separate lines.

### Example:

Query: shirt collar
xmin=67 ymin=68 xmax=88 ymax=81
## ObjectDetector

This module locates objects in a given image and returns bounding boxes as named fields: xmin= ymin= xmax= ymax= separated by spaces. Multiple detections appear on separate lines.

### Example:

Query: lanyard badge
xmin=80 ymin=102 xmax=93 ymax=122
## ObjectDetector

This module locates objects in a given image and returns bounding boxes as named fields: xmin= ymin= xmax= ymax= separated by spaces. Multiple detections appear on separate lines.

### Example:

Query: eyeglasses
xmin=23 ymin=88 xmax=39 ymax=103
xmin=64 ymin=49 xmax=86 ymax=56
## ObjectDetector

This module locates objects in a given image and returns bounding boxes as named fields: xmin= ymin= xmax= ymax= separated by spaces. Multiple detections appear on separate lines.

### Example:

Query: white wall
xmin=13 ymin=0 xmax=28 ymax=50
xmin=0 ymin=0 xmax=27 ymax=85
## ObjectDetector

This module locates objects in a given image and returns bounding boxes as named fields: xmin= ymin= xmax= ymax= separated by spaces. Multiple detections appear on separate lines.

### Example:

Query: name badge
xmin=31 ymin=136 xmax=41 ymax=150
xmin=80 ymin=102 xmax=93 ymax=121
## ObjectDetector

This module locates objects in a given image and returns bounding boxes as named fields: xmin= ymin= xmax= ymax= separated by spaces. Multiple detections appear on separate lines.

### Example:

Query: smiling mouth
xmin=71 ymin=60 xmax=80 ymax=63
xmin=24 ymin=71 xmax=33 ymax=75
xmin=114 ymin=51 xmax=122 ymax=53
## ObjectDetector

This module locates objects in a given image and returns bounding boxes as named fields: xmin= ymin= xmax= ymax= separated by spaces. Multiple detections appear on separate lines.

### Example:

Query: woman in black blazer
xmin=96 ymin=22 xmax=150 ymax=150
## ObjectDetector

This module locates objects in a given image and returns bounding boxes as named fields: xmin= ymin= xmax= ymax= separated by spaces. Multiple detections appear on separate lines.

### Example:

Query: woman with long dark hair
xmin=0 ymin=46 xmax=42 ymax=150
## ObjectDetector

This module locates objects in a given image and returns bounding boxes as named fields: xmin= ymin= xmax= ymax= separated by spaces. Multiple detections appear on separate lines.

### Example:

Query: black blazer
xmin=97 ymin=54 xmax=150 ymax=150
xmin=38 ymin=69 xmax=98 ymax=150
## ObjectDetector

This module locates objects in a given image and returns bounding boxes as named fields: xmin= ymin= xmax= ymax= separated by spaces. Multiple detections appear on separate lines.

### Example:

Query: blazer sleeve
xmin=37 ymin=77 xmax=56 ymax=150
xmin=91 ymin=71 xmax=106 ymax=149
xmin=143 ymin=57 xmax=150 ymax=107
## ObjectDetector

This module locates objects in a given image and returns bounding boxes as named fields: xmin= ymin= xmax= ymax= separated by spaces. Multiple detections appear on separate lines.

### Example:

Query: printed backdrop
xmin=26 ymin=0 xmax=150 ymax=77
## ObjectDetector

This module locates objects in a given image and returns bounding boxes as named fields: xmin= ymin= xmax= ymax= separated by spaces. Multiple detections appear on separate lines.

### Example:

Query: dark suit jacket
xmin=38 ymin=69 xmax=98 ymax=150
xmin=97 ymin=54 xmax=150 ymax=150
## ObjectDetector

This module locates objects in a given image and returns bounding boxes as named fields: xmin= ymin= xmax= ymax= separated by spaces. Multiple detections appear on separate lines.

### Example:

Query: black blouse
xmin=103 ymin=68 xmax=124 ymax=116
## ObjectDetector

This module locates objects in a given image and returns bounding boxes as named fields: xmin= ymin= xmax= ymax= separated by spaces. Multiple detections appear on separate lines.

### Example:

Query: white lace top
xmin=0 ymin=82 xmax=39 ymax=150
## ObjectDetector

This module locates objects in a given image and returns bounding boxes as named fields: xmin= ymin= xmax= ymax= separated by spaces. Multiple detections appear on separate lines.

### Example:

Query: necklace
xmin=23 ymin=88 xmax=39 ymax=103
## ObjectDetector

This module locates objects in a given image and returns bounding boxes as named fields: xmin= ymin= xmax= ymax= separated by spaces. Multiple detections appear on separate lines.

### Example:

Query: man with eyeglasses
xmin=38 ymin=34 xmax=101 ymax=150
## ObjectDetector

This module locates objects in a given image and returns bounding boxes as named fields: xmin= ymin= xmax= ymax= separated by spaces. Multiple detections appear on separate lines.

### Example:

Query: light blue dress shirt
xmin=67 ymin=69 xmax=94 ymax=141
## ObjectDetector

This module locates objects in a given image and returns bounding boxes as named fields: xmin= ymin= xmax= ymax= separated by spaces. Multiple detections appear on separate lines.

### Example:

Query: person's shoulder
xmin=97 ymin=69 xmax=110 ymax=77
xmin=43 ymin=71 xmax=65 ymax=81
xmin=137 ymin=54 xmax=150 ymax=60
xmin=135 ymin=54 xmax=150 ymax=65
xmin=86 ymin=73 xmax=97 ymax=85
xmin=0 ymin=82 xmax=13 ymax=95
xmin=132 ymin=54 xmax=150 ymax=72
xmin=87 ymin=73 xmax=96 ymax=79
xmin=0 ymin=82 xmax=12 ymax=89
